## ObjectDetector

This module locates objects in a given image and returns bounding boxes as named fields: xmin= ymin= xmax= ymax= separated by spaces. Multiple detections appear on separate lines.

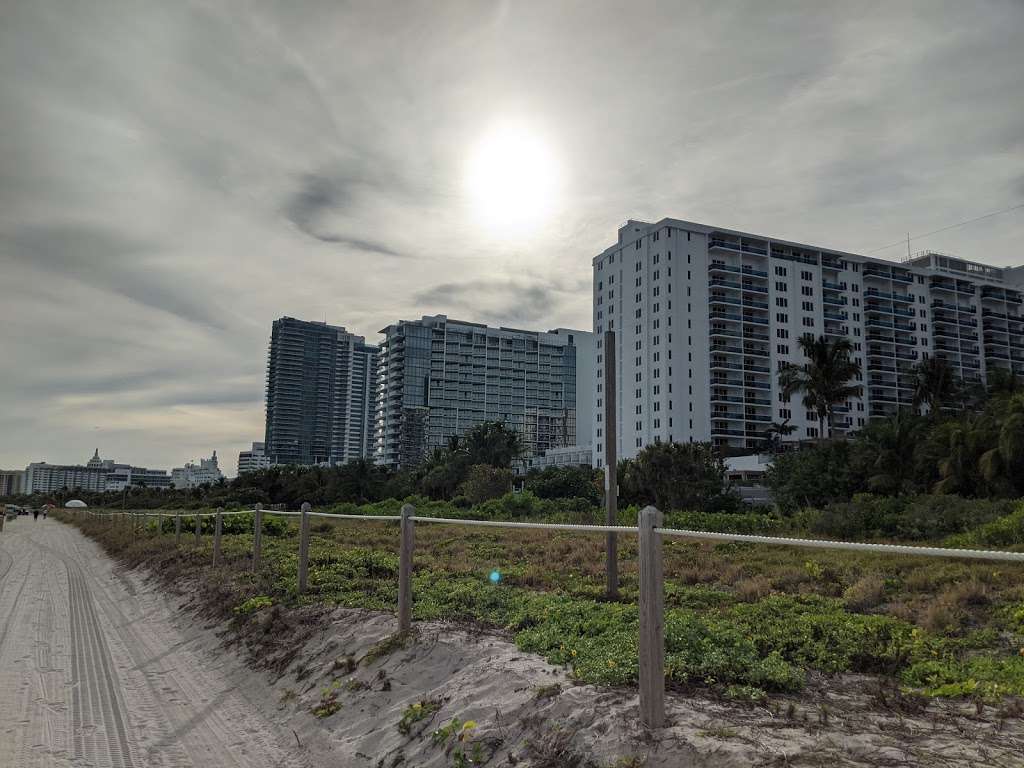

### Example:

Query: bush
xmin=460 ymin=464 xmax=513 ymax=505
xmin=947 ymin=504 xmax=1024 ymax=548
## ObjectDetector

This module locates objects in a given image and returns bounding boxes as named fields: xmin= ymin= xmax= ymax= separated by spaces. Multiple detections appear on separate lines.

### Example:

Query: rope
xmin=307 ymin=511 xmax=401 ymax=521
xmin=74 ymin=508 xmax=1024 ymax=562
xmin=655 ymin=528 xmax=1024 ymax=562
xmin=411 ymin=516 xmax=638 ymax=534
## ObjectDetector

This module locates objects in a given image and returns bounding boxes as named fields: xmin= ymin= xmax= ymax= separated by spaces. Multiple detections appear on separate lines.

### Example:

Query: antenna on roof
xmin=907 ymin=232 xmax=911 ymax=261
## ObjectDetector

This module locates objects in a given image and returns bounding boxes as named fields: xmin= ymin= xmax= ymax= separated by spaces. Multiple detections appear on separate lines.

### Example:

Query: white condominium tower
xmin=593 ymin=218 xmax=1024 ymax=465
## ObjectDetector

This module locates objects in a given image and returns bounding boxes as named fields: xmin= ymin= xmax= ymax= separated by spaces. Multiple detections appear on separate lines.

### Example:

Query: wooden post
xmin=212 ymin=508 xmax=223 ymax=565
xmin=297 ymin=502 xmax=311 ymax=594
xmin=175 ymin=514 xmax=182 ymax=546
xmin=638 ymin=505 xmax=665 ymax=729
xmin=252 ymin=504 xmax=264 ymax=571
xmin=398 ymin=504 xmax=415 ymax=632
xmin=194 ymin=513 xmax=201 ymax=546
xmin=604 ymin=329 xmax=619 ymax=599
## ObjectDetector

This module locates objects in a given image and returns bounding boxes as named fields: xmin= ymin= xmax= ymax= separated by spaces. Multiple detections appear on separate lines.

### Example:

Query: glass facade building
xmin=264 ymin=317 xmax=379 ymax=466
xmin=375 ymin=315 xmax=593 ymax=469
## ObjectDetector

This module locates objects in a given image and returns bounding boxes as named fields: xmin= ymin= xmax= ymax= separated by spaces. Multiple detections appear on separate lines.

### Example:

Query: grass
xmin=56 ymin=504 xmax=1024 ymax=703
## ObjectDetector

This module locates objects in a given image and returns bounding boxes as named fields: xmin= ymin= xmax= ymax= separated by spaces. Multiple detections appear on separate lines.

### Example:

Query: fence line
xmin=64 ymin=502 xmax=1024 ymax=729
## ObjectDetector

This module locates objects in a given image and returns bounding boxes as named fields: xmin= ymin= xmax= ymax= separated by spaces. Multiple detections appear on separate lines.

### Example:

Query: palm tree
xmin=759 ymin=419 xmax=796 ymax=453
xmin=911 ymin=356 xmax=959 ymax=414
xmin=856 ymin=413 xmax=921 ymax=494
xmin=778 ymin=335 xmax=861 ymax=439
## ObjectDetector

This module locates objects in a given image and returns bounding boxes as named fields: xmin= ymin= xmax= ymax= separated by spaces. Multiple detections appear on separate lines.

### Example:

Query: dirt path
xmin=0 ymin=517 xmax=306 ymax=768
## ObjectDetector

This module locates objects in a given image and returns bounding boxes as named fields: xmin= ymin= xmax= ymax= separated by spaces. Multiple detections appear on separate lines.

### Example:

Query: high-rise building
xmin=237 ymin=441 xmax=272 ymax=475
xmin=264 ymin=317 xmax=380 ymax=466
xmin=0 ymin=470 xmax=25 ymax=496
xmin=593 ymin=218 xmax=1024 ymax=464
xmin=376 ymin=315 xmax=593 ymax=469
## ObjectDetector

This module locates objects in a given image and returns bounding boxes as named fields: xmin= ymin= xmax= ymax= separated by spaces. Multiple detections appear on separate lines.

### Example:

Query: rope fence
xmin=58 ymin=500 xmax=1024 ymax=729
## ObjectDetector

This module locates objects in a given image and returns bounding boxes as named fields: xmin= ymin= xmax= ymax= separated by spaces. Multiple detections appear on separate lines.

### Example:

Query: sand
xmin=1 ymin=518 xmax=1022 ymax=767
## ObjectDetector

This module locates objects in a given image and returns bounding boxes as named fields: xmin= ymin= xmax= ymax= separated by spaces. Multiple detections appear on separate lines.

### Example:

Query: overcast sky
xmin=2 ymin=0 xmax=1022 ymax=474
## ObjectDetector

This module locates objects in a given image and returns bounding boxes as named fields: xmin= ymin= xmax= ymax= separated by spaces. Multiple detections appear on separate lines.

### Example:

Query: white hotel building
xmin=593 ymin=218 xmax=1024 ymax=465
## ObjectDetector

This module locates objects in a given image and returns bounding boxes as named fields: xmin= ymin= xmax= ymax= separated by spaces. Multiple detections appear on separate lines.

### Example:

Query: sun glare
xmin=465 ymin=122 xmax=560 ymax=236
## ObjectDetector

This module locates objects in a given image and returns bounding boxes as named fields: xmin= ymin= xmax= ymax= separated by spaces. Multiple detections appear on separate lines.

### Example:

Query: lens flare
xmin=489 ymin=570 xmax=501 ymax=584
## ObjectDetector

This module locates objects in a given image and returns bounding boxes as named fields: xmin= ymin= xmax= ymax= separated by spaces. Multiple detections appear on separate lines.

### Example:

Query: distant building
xmin=24 ymin=450 xmax=170 ymax=494
xmin=519 ymin=445 xmax=594 ymax=474
xmin=264 ymin=317 xmax=380 ymax=466
xmin=0 ymin=470 xmax=25 ymax=496
xmin=725 ymin=454 xmax=772 ymax=505
xmin=104 ymin=465 xmax=171 ymax=492
xmin=170 ymin=451 xmax=223 ymax=489
xmin=237 ymin=441 xmax=272 ymax=475
xmin=375 ymin=315 xmax=594 ymax=469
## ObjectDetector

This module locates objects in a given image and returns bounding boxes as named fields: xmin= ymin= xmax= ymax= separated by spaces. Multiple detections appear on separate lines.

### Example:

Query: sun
xmin=465 ymin=122 xmax=561 ymax=236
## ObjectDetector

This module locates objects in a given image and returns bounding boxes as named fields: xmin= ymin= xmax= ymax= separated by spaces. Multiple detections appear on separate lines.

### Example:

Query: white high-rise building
xmin=237 ymin=441 xmax=272 ymax=475
xmin=593 ymin=218 xmax=1024 ymax=465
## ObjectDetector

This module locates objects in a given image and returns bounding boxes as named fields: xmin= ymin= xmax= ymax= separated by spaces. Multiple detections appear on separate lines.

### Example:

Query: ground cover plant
xmin=57 ymin=498 xmax=1024 ymax=706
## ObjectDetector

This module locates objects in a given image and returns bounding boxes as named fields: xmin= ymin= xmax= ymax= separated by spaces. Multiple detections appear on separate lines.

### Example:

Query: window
xmin=774 ymin=266 xmax=787 ymax=276
xmin=777 ymin=343 xmax=789 ymax=354
xmin=776 ymin=312 xmax=788 ymax=323
xmin=776 ymin=297 xmax=788 ymax=307
xmin=802 ymin=301 xmax=814 ymax=312
xmin=775 ymin=281 xmax=788 ymax=292
xmin=802 ymin=317 xmax=814 ymax=327
xmin=801 ymin=270 xmax=813 ymax=281
xmin=852 ymin=297 xmax=860 ymax=307
xmin=777 ymin=328 xmax=789 ymax=339
xmin=801 ymin=286 xmax=813 ymax=296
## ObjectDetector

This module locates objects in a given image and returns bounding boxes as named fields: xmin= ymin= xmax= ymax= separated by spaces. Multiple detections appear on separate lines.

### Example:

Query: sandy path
xmin=0 ymin=517 xmax=306 ymax=768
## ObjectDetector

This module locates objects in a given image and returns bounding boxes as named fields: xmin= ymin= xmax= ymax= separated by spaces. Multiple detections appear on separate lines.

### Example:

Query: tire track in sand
xmin=46 ymin=543 xmax=136 ymax=768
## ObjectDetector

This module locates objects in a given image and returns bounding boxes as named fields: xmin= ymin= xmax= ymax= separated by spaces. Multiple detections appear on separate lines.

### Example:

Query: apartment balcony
xmin=744 ymin=362 xmax=771 ymax=373
xmin=822 ymin=280 xmax=846 ymax=291
xmin=745 ymin=396 xmax=772 ymax=406
xmin=708 ymin=239 xmax=768 ymax=256
xmin=866 ymin=317 xmax=894 ymax=329
xmin=824 ymin=310 xmax=849 ymax=321
xmin=823 ymin=295 xmax=848 ymax=307
xmin=741 ymin=282 xmax=769 ymax=294
xmin=709 ymin=278 xmax=742 ymax=290
xmin=863 ymin=266 xmax=890 ymax=279
xmin=865 ymin=302 xmax=893 ymax=315
xmin=895 ymin=350 xmax=918 ymax=360
xmin=711 ymin=411 xmax=745 ymax=421
xmin=982 ymin=308 xmax=1008 ymax=319
xmin=891 ymin=271 xmax=914 ymax=283
xmin=710 ymin=427 xmax=746 ymax=437
xmin=710 ymin=359 xmax=744 ymax=371
xmin=710 ymin=343 xmax=744 ymax=355
xmin=709 ymin=310 xmax=744 ymax=322
xmin=742 ymin=315 xmax=769 ymax=325
xmin=867 ymin=361 xmax=897 ymax=372
xmin=710 ymin=394 xmax=744 ymax=404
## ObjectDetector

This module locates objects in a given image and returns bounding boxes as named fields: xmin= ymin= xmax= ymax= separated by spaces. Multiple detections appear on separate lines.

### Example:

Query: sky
xmin=1 ymin=0 xmax=1023 ymax=475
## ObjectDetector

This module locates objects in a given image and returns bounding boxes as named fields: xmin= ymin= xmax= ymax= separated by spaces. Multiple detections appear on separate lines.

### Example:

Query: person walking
xmin=32 ymin=508 xmax=39 ymax=521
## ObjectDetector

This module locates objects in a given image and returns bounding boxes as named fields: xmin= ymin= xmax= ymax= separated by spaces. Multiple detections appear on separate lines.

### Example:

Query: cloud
xmin=0 ymin=224 xmax=226 ymax=329
xmin=283 ymin=173 xmax=404 ymax=255
xmin=415 ymin=277 xmax=587 ymax=327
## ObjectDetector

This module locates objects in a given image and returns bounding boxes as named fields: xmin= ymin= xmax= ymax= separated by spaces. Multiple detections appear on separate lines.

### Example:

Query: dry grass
xmin=734 ymin=576 xmax=773 ymax=603
xmin=842 ymin=573 xmax=886 ymax=612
